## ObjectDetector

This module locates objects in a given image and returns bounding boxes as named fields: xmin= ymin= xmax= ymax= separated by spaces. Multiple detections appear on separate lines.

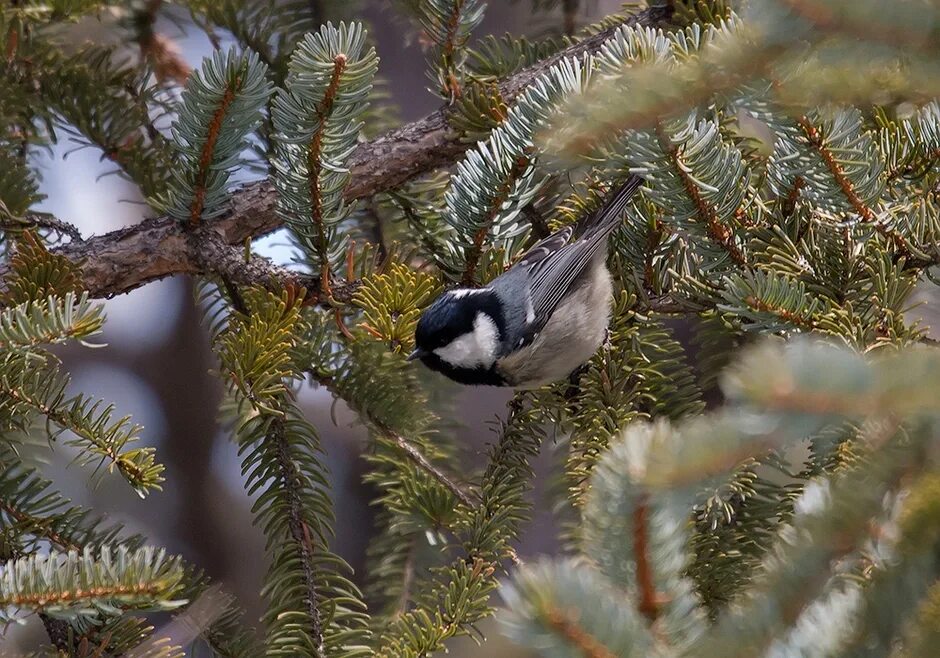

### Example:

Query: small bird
xmin=408 ymin=175 xmax=643 ymax=388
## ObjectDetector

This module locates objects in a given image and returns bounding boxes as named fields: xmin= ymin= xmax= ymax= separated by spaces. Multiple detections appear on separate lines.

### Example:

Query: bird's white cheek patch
xmin=433 ymin=313 xmax=499 ymax=368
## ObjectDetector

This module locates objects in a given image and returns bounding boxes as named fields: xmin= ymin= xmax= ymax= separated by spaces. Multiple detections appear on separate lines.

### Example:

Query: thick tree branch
xmin=0 ymin=7 xmax=673 ymax=301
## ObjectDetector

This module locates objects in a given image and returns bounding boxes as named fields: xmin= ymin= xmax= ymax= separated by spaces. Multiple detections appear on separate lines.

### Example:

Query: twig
xmin=383 ymin=428 xmax=477 ymax=508
xmin=657 ymin=125 xmax=747 ymax=266
xmin=307 ymin=369 xmax=480 ymax=510
xmin=797 ymin=115 xmax=911 ymax=256
xmin=271 ymin=418 xmax=325 ymax=653
xmin=13 ymin=213 xmax=84 ymax=242
xmin=306 ymin=54 xmax=348 ymax=296
xmin=543 ymin=605 xmax=617 ymax=658
xmin=633 ymin=493 xmax=660 ymax=622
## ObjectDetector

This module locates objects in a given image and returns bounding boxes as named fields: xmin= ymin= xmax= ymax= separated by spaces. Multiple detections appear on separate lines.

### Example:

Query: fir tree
xmin=1 ymin=1 xmax=940 ymax=656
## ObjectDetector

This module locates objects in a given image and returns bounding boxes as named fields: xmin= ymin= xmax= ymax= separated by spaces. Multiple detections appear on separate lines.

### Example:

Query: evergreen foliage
xmin=2 ymin=1 xmax=940 ymax=656
xmin=216 ymin=287 xmax=371 ymax=657
xmin=0 ymin=545 xmax=187 ymax=628
xmin=503 ymin=341 xmax=940 ymax=655
xmin=271 ymin=22 xmax=378 ymax=283
xmin=403 ymin=0 xmax=487 ymax=100
xmin=160 ymin=47 xmax=272 ymax=224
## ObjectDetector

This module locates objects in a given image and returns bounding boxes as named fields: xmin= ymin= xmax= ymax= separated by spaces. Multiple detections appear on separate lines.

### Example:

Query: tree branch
xmin=271 ymin=417 xmax=325 ymax=654
xmin=382 ymin=426 xmax=478 ymax=509
xmin=0 ymin=6 xmax=673 ymax=303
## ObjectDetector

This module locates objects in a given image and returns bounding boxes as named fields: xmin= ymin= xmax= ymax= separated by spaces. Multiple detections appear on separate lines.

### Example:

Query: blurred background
xmin=7 ymin=1 xmax=626 ymax=654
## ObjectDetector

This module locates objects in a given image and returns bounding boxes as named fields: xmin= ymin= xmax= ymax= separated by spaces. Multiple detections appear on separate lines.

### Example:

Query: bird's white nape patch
xmin=448 ymin=288 xmax=489 ymax=299
xmin=433 ymin=312 xmax=500 ymax=368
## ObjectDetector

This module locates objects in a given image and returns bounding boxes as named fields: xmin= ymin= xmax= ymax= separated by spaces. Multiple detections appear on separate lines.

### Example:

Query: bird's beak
xmin=406 ymin=348 xmax=426 ymax=362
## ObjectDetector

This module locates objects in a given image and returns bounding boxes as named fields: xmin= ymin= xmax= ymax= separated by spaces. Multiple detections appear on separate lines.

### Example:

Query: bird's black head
xmin=409 ymin=288 xmax=508 ymax=386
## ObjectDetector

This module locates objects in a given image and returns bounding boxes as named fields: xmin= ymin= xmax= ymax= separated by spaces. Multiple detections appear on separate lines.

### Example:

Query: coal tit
xmin=408 ymin=175 xmax=643 ymax=388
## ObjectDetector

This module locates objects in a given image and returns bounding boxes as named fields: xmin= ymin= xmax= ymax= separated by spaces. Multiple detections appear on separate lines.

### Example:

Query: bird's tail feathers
xmin=582 ymin=174 xmax=644 ymax=235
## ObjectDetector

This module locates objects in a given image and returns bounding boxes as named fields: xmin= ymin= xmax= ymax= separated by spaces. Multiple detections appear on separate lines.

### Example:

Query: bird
xmin=407 ymin=175 xmax=643 ymax=388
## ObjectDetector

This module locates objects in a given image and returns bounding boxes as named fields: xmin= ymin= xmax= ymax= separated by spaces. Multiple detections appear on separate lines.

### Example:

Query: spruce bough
xmin=1 ymin=1 xmax=940 ymax=656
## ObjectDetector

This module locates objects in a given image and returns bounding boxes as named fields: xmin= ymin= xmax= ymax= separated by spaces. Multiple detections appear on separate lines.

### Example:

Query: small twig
xmin=271 ymin=418 xmax=325 ymax=653
xmin=307 ymin=54 xmax=349 ymax=296
xmin=305 ymin=369 xmax=479 ymax=510
xmin=744 ymin=294 xmax=818 ymax=330
xmin=383 ymin=428 xmax=477 ymax=508
xmin=0 ymin=499 xmax=82 ymax=552
xmin=543 ymin=605 xmax=617 ymax=658
xmin=190 ymin=83 xmax=239 ymax=224
xmin=797 ymin=115 xmax=911 ymax=256
xmin=461 ymin=155 xmax=531 ymax=285
xmin=633 ymin=493 xmax=660 ymax=622
xmin=657 ymin=125 xmax=747 ymax=266
xmin=2 ymin=214 xmax=83 ymax=242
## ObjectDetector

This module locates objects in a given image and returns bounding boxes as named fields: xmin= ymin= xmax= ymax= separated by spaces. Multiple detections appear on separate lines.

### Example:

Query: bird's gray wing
xmin=523 ymin=176 xmax=643 ymax=334
xmin=516 ymin=225 xmax=574 ymax=268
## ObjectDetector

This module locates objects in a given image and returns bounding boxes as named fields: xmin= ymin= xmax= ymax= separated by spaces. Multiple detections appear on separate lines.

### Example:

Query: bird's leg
xmin=568 ymin=362 xmax=590 ymax=385
xmin=564 ymin=362 xmax=590 ymax=402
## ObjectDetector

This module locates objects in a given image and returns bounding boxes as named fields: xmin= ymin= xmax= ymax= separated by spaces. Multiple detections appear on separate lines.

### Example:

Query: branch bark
xmin=0 ymin=6 xmax=674 ymax=302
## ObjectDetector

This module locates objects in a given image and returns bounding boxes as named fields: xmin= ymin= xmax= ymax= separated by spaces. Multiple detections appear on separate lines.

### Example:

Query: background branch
xmin=0 ymin=6 xmax=673 ymax=303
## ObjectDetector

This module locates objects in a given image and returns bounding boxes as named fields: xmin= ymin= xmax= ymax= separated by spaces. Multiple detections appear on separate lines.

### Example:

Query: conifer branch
xmin=0 ymin=369 xmax=163 ymax=495
xmin=271 ymin=416 xmax=325 ymax=653
xmin=0 ymin=498 xmax=82 ymax=553
xmin=0 ymin=293 xmax=103 ymax=350
xmin=6 ymin=213 xmax=83 ymax=242
xmin=460 ymin=153 xmax=532 ymax=284
xmin=0 ymin=6 xmax=674 ymax=304
xmin=742 ymin=295 xmax=819 ymax=330
xmin=795 ymin=114 xmax=910 ymax=252
xmin=383 ymin=426 xmax=477 ymax=508
xmin=0 ymin=546 xmax=186 ymax=624
xmin=307 ymin=54 xmax=346 ymax=282
xmin=661 ymin=131 xmax=747 ymax=266
xmin=189 ymin=83 xmax=238 ymax=224
xmin=632 ymin=494 xmax=659 ymax=623
xmin=543 ymin=606 xmax=617 ymax=658
xmin=216 ymin=288 xmax=369 ymax=655
xmin=306 ymin=362 xmax=477 ymax=510
xmin=162 ymin=48 xmax=271 ymax=224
